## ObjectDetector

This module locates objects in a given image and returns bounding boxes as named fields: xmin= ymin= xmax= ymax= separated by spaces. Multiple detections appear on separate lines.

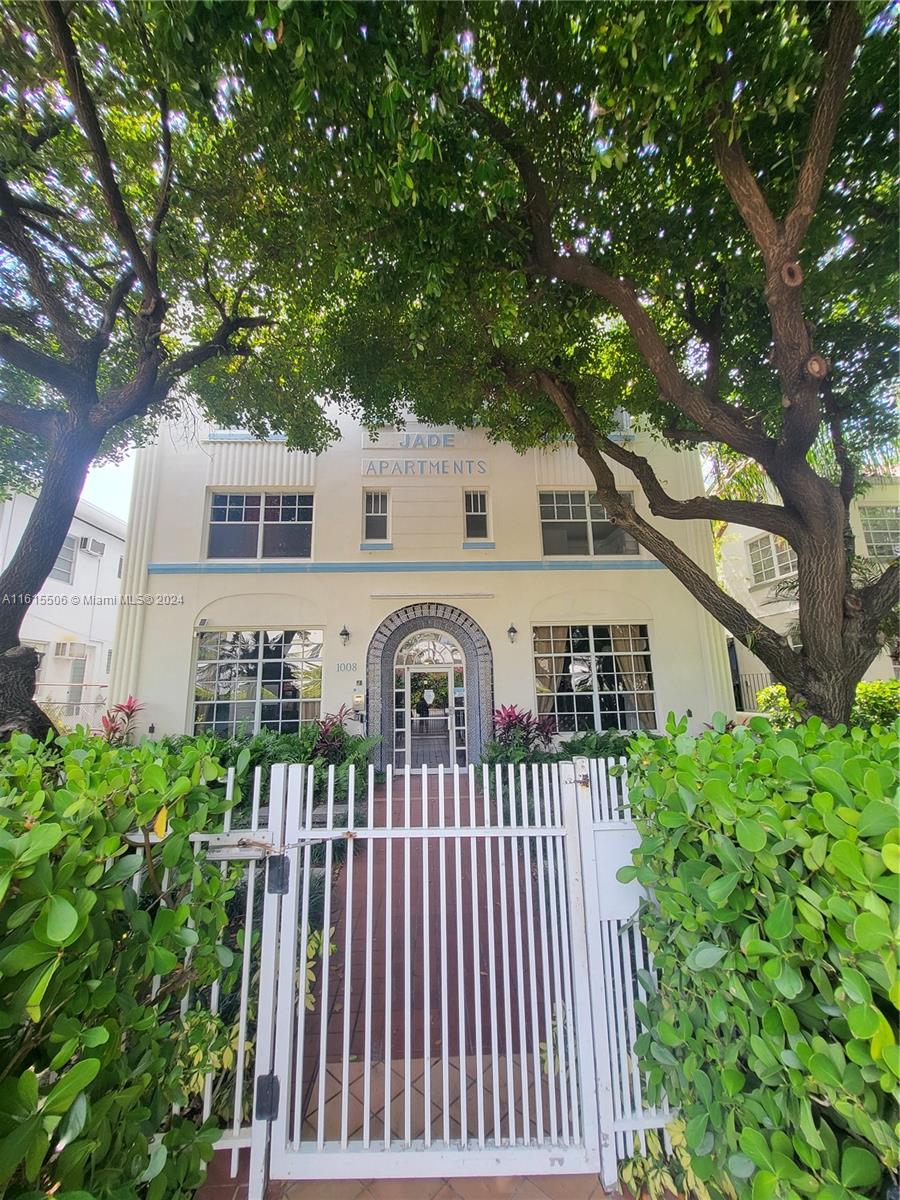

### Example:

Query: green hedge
xmin=756 ymin=679 xmax=900 ymax=730
xmin=619 ymin=714 xmax=899 ymax=1200
xmin=0 ymin=730 xmax=239 ymax=1199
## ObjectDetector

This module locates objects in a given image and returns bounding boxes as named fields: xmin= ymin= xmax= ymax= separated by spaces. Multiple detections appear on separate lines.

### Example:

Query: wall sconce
xmin=339 ymin=625 xmax=350 ymax=646
xmin=148 ymin=723 xmax=155 ymax=735
xmin=507 ymin=623 xmax=518 ymax=644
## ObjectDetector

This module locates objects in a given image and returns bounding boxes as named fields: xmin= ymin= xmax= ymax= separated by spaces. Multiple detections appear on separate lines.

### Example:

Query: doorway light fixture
xmin=339 ymin=625 xmax=351 ymax=646
xmin=507 ymin=623 xmax=518 ymax=644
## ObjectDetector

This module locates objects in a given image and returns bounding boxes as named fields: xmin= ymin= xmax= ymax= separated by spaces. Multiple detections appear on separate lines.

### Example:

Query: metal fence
xmin=183 ymin=759 xmax=666 ymax=1195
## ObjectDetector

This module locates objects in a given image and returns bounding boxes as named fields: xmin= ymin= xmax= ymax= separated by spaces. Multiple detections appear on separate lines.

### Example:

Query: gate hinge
xmin=266 ymin=854 xmax=289 ymax=894
xmin=255 ymin=1073 xmax=280 ymax=1121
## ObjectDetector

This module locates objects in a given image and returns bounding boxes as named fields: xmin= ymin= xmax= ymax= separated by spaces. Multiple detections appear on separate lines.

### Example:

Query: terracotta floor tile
xmin=281 ymin=1182 xmax=371 ymax=1200
xmin=528 ymin=1176 xmax=604 ymax=1200
xmin=446 ymin=1177 xmax=522 ymax=1198
xmin=367 ymin=1180 xmax=446 ymax=1200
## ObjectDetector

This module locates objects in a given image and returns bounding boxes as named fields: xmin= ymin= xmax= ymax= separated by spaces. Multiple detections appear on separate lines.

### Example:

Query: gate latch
xmin=266 ymin=854 xmax=289 ymax=894
xmin=255 ymin=1073 xmax=280 ymax=1121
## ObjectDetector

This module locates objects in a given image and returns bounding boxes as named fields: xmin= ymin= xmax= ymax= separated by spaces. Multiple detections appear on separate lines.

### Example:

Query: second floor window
xmin=50 ymin=535 xmax=77 ymax=583
xmin=207 ymin=492 xmax=313 ymax=559
xmin=747 ymin=533 xmax=797 ymax=584
xmin=860 ymin=506 xmax=900 ymax=559
xmin=539 ymin=490 xmax=638 ymax=556
xmin=363 ymin=491 xmax=389 ymax=541
xmin=464 ymin=491 xmax=489 ymax=539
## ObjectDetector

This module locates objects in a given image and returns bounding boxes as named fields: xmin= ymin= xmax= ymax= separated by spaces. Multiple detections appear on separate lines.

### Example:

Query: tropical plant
xmin=100 ymin=695 xmax=144 ymax=746
xmin=0 ymin=728 xmax=241 ymax=1198
xmin=619 ymin=713 xmax=900 ymax=1199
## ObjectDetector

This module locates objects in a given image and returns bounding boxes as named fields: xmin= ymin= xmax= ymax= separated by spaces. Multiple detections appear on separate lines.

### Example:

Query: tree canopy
xmin=176 ymin=0 xmax=897 ymax=723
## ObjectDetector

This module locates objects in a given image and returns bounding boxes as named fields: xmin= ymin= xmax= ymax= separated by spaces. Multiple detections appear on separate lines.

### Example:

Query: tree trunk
xmin=0 ymin=425 xmax=102 ymax=736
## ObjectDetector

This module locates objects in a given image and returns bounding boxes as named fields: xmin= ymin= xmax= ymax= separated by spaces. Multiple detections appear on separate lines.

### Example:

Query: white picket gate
xmin=192 ymin=758 xmax=668 ymax=1195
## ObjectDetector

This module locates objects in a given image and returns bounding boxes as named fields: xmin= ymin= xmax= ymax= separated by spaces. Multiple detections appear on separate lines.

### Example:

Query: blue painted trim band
xmin=462 ymin=541 xmax=496 ymax=550
xmin=359 ymin=542 xmax=394 ymax=551
xmin=148 ymin=558 xmax=666 ymax=575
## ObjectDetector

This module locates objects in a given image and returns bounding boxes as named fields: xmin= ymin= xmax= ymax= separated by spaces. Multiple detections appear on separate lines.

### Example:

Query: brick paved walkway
xmin=197 ymin=1148 xmax=610 ymax=1199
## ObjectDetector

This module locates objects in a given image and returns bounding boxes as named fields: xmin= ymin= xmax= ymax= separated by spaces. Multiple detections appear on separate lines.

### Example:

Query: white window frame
xmin=860 ymin=505 xmax=900 ymax=559
xmin=747 ymin=533 xmax=797 ymax=585
xmin=206 ymin=490 xmax=314 ymax=560
xmin=362 ymin=490 xmax=390 ymax=542
xmin=50 ymin=534 xmax=78 ymax=584
xmin=463 ymin=489 xmax=491 ymax=541
xmin=538 ymin=489 xmax=639 ymax=557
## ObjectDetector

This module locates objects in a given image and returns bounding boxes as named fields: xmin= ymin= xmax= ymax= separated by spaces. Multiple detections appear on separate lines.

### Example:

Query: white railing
xmin=180 ymin=759 xmax=666 ymax=1194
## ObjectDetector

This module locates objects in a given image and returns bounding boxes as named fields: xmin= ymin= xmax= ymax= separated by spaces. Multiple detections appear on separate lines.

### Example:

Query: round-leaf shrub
xmin=756 ymin=679 xmax=900 ymax=730
xmin=0 ymin=730 xmax=239 ymax=1198
xmin=619 ymin=713 xmax=899 ymax=1199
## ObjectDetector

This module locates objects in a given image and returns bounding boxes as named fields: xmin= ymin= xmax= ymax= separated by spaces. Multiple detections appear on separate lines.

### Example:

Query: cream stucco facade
xmin=112 ymin=412 xmax=734 ymax=763
xmin=718 ymin=476 xmax=899 ymax=709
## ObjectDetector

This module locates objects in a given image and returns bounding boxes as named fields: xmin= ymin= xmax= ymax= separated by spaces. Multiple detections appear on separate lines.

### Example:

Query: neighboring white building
xmin=0 ymin=496 xmax=127 ymax=727
xmin=112 ymin=413 xmax=734 ymax=766
xmin=718 ymin=476 xmax=899 ymax=710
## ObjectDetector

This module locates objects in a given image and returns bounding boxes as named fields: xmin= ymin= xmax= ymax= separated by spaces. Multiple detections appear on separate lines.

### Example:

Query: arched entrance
xmin=366 ymin=604 xmax=493 ymax=769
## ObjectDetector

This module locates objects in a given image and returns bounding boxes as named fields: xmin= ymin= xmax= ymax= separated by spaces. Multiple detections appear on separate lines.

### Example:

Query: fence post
xmin=558 ymin=760 xmax=608 ymax=1183
xmin=567 ymin=757 xmax=621 ymax=1190
xmin=248 ymin=764 xmax=288 ymax=1200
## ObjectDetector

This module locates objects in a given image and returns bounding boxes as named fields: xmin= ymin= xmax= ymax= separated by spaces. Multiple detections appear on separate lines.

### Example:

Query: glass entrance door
xmin=407 ymin=669 xmax=452 ymax=768
xmin=393 ymin=630 xmax=467 ymax=768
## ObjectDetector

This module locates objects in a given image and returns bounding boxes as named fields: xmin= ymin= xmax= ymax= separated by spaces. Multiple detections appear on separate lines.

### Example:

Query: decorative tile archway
xmin=366 ymin=604 xmax=494 ymax=768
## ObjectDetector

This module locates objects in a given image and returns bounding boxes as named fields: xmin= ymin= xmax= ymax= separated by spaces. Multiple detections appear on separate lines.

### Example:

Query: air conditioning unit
xmin=53 ymin=641 xmax=88 ymax=659
xmin=79 ymin=537 xmax=105 ymax=557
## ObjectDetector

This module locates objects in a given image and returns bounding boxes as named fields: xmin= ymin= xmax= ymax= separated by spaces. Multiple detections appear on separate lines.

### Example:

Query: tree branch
xmin=466 ymin=100 xmax=776 ymax=465
xmin=860 ymin=559 xmax=898 ymax=626
xmin=534 ymin=368 xmax=801 ymax=679
xmin=593 ymin=428 xmax=800 ymax=539
xmin=147 ymin=89 xmax=173 ymax=276
xmin=0 ymin=183 xmax=82 ymax=352
xmin=41 ymin=0 xmax=159 ymax=302
xmin=0 ymin=395 xmax=63 ymax=440
xmin=710 ymin=127 xmax=781 ymax=263
xmin=784 ymin=2 xmax=862 ymax=254
xmin=0 ymin=330 xmax=83 ymax=396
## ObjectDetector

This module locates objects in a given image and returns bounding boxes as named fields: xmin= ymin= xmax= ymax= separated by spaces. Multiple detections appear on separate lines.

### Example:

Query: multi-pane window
xmin=539 ymin=491 xmax=638 ymax=556
xmin=363 ymin=491 xmax=389 ymax=541
xmin=747 ymin=533 xmax=797 ymax=584
xmin=464 ymin=491 xmax=489 ymax=540
xmin=193 ymin=628 xmax=323 ymax=736
xmin=106 ymin=648 xmax=113 ymax=674
xmin=860 ymin=506 xmax=900 ymax=559
xmin=207 ymin=492 xmax=313 ymax=559
xmin=50 ymin=535 xmax=77 ymax=583
xmin=533 ymin=623 xmax=656 ymax=732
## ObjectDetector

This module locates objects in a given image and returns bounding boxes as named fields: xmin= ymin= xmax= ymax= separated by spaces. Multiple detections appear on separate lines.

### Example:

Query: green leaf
xmin=736 ymin=817 xmax=767 ymax=852
xmin=764 ymin=896 xmax=794 ymax=940
xmin=840 ymin=1145 xmax=881 ymax=1188
xmin=44 ymin=895 xmax=79 ymax=944
xmin=43 ymin=1059 xmax=100 ymax=1116
xmin=846 ymin=1004 xmax=880 ymax=1039
xmin=0 ymin=1114 xmax=42 ymax=1187
xmin=708 ymin=871 xmax=740 ymax=904
xmin=740 ymin=1127 xmax=773 ymax=1169
xmin=686 ymin=942 xmax=726 ymax=970
xmin=727 ymin=1152 xmax=756 ymax=1179
xmin=811 ymin=766 xmax=853 ymax=806
xmin=852 ymin=911 xmax=891 ymax=951
xmin=857 ymin=799 xmax=897 ymax=838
